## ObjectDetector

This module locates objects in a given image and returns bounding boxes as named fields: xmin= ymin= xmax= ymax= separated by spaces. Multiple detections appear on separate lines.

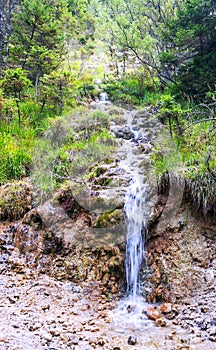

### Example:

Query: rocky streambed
xmin=0 ymin=102 xmax=215 ymax=349
xmin=1 ymin=270 xmax=215 ymax=350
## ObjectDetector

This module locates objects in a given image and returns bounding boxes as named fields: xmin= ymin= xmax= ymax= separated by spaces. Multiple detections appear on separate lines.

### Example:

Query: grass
xmin=32 ymin=109 xmax=117 ymax=204
xmin=152 ymin=106 xmax=216 ymax=215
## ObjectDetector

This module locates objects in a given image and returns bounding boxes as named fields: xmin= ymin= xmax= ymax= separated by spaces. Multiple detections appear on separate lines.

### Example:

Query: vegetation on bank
xmin=0 ymin=0 xmax=215 ymax=214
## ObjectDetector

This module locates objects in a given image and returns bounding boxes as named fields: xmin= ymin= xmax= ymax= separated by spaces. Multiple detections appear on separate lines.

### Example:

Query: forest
xmin=0 ymin=0 xmax=215 ymax=212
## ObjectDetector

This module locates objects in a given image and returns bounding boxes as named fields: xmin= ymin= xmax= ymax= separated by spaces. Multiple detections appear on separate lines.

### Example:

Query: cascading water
xmin=107 ymin=109 xmax=157 ymax=331
xmin=99 ymin=92 xmax=109 ymax=102
xmin=125 ymin=175 xmax=147 ymax=300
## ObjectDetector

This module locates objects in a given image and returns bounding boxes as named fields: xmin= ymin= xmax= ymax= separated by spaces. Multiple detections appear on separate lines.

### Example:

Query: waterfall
xmin=125 ymin=174 xmax=147 ymax=301
xmin=99 ymin=92 xmax=109 ymax=101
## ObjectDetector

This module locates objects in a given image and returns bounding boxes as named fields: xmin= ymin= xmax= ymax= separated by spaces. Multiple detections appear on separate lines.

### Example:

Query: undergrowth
xmin=32 ymin=109 xmax=116 ymax=203
xmin=152 ymin=99 xmax=216 ymax=215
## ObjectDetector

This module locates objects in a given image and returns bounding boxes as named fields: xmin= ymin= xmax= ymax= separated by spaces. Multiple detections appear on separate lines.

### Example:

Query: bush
xmin=0 ymin=179 xmax=33 ymax=221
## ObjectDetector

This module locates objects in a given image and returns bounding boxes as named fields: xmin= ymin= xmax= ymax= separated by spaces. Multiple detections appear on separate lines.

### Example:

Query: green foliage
xmin=157 ymin=94 xmax=186 ymax=137
xmin=153 ymin=101 xmax=216 ymax=214
xmin=10 ymin=0 xmax=68 ymax=78
xmin=91 ymin=0 xmax=180 ymax=83
xmin=163 ymin=0 xmax=216 ymax=99
xmin=180 ymin=118 xmax=216 ymax=213
xmin=0 ymin=68 xmax=32 ymax=97
xmin=0 ymin=129 xmax=35 ymax=185
xmin=73 ymin=72 xmax=98 ymax=99
xmin=32 ymin=109 xmax=116 ymax=202
xmin=102 ymin=76 xmax=160 ymax=105
xmin=39 ymin=71 xmax=73 ymax=114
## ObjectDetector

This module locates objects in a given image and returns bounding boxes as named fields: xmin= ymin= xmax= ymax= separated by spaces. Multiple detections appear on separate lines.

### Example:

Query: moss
xmin=104 ymin=158 xmax=114 ymax=165
xmin=94 ymin=166 xmax=107 ymax=177
xmin=94 ymin=209 xmax=124 ymax=228
xmin=0 ymin=179 xmax=33 ymax=221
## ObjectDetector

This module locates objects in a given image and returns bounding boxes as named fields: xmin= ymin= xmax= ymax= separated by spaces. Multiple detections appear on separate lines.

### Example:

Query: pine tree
xmin=9 ymin=0 xmax=69 ymax=92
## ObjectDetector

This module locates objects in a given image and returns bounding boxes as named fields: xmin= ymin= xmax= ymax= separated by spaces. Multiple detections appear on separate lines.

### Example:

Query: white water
xmin=125 ymin=174 xmax=147 ymax=300
xmin=111 ymin=174 xmax=151 ymax=331
xmin=122 ymin=112 xmax=148 ymax=301
xmin=99 ymin=92 xmax=109 ymax=101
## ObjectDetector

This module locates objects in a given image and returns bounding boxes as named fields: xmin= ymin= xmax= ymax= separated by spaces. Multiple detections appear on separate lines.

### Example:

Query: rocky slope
xmin=0 ymin=103 xmax=215 ymax=349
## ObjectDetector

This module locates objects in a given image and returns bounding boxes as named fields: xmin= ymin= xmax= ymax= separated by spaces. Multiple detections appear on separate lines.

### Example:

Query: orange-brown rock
xmin=160 ymin=302 xmax=172 ymax=314
xmin=146 ymin=306 xmax=162 ymax=321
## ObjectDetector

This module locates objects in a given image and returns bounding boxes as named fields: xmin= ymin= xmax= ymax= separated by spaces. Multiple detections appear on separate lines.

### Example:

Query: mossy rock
xmin=94 ymin=209 xmax=124 ymax=228
xmin=0 ymin=179 xmax=33 ymax=221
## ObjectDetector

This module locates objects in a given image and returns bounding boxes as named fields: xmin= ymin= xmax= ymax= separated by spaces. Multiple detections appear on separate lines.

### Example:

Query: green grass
xmin=0 ymin=126 xmax=36 ymax=185
xmin=32 ymin=109 xmax=116 ymax=203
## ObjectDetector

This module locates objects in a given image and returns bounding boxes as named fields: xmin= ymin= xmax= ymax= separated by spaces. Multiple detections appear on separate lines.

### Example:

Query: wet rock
xmin=41 ymin=303 xmax=50 ymax=311
xmin=146 ymin=306 xmax=162 ymax=321
xmin=127 ymin=304 xmax=136 ymax=313
xmin=96 ymin=337 xmax=106 ymax=346
xmin=155 ymin=317 xmax=167 ymax=327
xmin=112 ymin=126 xmax=134 ymax=140
xmin=49 ymin=327 xmax=61 ymax=336
xmin=128 ymin=335 xmax=137 ymax=345
xmin=90 ymin=326 xmax=100 ymax=332
xmin=160 ymin=303 xmax=172 ymax=314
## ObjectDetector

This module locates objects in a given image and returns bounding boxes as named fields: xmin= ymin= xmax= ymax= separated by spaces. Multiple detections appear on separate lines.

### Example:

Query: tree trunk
xmin=59 ymin=82 xmax=63 ymax=115
xmin=34 ymin=72 xmax=39 ymax=102
xmin=0 ymin=0 xmax=21 ymax=71
xmin=15 ymin=95 xmax=21 ymax=127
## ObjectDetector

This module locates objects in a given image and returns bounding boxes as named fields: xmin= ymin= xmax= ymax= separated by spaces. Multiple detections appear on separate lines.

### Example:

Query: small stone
xmin=41 ymin=303 xmax=50 ymax=311
xmin=90 ymin=327 xmax=100 ymax=332
xmin=209 ymin=326 xmax=216 ymax=336
xmin=0 ymin=332 xmax=8 ymax=343
xmin=146 ymin=306 xmax=162 ymax=321
xmin=128 ymin=335 xmax=137 ymax=345
xmin=29 ymin=322 xmax=42 ymax=331
xmin=12 ymin=323 xmax=20 ymax=328
xmin=41 ymin=332 xmax=52 ymax=342
xmin=68 ymin=336 xmax=79 ymax=345
xmin=209 ymin=336 xmax=216 ymax=342
xmin=173 ymin=320 xmax=179 ymax=325
xmin=89 ymin=339 xmax=97 ymax=348
xmin=88 ymin=320 xmax=95 ymax=325
xmin=165 ymin=333 xmax=174 ymax=340
xmin=155 ymin=317 xmax=167 ymax=327
xmin=127 ymin=304 xmax=136 ymax=313
xmin=49 ymin=327 xmax=61 ymax=336
xmin=111 ymin=285 xmax=118 ymax=293
xmin=201 ymin=306 xmax=210 ymax=313
xmin=160 ymin=303 xmax=172 ymax=314
xmin=96 ymin=337 xmax=105 ymax=346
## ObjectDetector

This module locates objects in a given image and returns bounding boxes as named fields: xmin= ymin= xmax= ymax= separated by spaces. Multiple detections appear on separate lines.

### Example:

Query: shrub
xmin=0 ymin=179 xmax=33 ymax=221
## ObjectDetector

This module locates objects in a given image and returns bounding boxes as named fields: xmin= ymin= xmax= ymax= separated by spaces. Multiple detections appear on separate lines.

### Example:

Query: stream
xmin=0 ymin=99 xmax=215 ymax=349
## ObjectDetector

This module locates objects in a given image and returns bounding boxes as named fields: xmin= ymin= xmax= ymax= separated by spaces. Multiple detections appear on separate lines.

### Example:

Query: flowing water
xmin=125 ymin=174 xmax=147 ymax=300
xmin=105 ymin=106 xmax=155 ymax=333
